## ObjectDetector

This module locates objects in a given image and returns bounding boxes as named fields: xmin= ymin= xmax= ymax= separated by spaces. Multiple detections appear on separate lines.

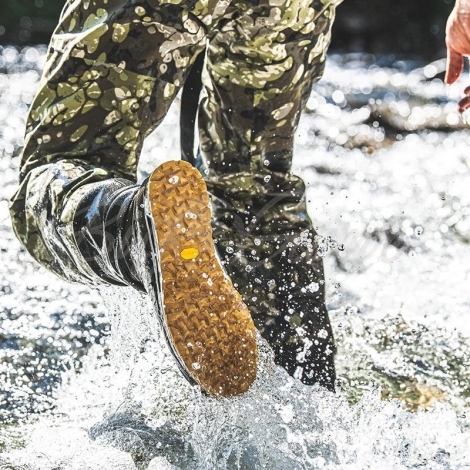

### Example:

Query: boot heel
xmin=147 ymin=160 xmax=258 ymax=397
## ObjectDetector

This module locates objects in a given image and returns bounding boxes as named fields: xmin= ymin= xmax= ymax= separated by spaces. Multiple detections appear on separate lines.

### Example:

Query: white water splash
xmin=2 ymin=287 xmax=470 ymax=469
xmin=2 ymin=49 xmax=470 ymax=469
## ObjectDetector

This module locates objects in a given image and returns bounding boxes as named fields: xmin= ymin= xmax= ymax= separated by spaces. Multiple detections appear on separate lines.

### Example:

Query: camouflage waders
xmin=10 ymin=0 xmax=342 ymax=389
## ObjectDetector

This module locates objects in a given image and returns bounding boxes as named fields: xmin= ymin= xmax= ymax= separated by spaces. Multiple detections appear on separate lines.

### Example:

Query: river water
xmin=1 ymin=47 xmax=470 ymax=469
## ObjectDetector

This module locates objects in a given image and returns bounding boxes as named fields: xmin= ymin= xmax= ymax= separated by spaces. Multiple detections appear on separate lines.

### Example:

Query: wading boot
xmin=73 ymin=160 xmax=258 ymax=397
xmin=206 ymin=173 xmax=336 ymax=391
xmin=180 ymin=52 xmax=336 ymax=391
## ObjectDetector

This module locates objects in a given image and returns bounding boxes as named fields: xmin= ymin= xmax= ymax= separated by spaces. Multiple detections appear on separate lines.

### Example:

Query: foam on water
xmin=1 ymin=48 xmax=470 ymax=469
xmin=2 ymin=287 xmax=470 ymax=469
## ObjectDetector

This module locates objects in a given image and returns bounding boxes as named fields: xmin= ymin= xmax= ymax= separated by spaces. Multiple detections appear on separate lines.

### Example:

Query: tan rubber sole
xmin=147 ymin=160 xmax=258 ymax=397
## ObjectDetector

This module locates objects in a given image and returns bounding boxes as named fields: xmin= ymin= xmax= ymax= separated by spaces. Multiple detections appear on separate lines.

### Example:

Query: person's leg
xmin=198 ymin=0 xmax=341 ymax=389
xmin=10 ymin=0 xmax=214 ymax=283
xmin=9 ymin=0 xmax=257 ymax=396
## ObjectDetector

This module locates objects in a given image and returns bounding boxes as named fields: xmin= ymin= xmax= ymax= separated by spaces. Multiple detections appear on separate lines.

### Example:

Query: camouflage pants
xmin=10 ymin=0 xmax=341 ymax=385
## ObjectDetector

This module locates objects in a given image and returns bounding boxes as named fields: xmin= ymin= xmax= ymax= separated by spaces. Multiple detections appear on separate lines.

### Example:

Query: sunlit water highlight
xmin=1 ymin=47 xmax=470 ymax=469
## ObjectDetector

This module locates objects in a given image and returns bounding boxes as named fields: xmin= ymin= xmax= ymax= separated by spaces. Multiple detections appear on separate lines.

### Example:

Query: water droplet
xmin=185 ymin=211 xmax=197 ymax=219
xmin=168 ymin=175 xmax=179 ymax=184
xmin=226 ymin=247 xmax=234 ymax=254
xmin=245 ymin=265 xmax=253 ymax=273
xmin=317 ymin=328 xmax=328 ymax=339
xmin=192 ymin=362 xmax=201 ymax=370
xmin=304 ymin=282 xmax=319 ymax=293
xmin=254 ymin=238 xmax=261 ymax=246
xmin=264 ymin=175 xmax=271 ymax=183
xmin=263 ymin=159 xmax=270 ymax=166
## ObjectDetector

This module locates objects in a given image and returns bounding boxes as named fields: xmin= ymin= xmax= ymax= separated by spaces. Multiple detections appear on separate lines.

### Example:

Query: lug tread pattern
xmin=148 ymin=161 xmax=257 ymax=397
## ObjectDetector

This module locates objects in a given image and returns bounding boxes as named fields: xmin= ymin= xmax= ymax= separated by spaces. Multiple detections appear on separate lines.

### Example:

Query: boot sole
xmin=146 ymin=160 xmax=258 ymax=397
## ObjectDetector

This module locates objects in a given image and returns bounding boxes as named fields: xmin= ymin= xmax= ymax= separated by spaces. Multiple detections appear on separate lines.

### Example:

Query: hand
xmin=446 ymin=3 xmax=470 ymax=112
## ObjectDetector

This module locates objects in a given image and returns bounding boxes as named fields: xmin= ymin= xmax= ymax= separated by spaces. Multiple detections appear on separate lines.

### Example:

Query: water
xmin=1 ymin=46 xmax=470 ymax=469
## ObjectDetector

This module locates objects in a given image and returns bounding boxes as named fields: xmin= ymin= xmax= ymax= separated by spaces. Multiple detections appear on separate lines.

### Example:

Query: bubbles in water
xmin=185 ymin=211 xmax=197 ymax=219
xmin=264 ymin=175 xmax=271 ymax=183
xmin=226 ymin=246 xmax=234 ymax=254
xmin=168 ymin=175 xmax=179 ymax=184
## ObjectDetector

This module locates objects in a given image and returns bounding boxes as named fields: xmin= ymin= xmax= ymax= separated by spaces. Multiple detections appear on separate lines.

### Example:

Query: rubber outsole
xmin=147 ymin=160 xmax=258 ymax=397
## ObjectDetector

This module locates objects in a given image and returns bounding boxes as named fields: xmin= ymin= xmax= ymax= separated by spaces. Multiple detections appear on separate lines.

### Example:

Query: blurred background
xmin=0 ymin=0 xmax=455 ymax=57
